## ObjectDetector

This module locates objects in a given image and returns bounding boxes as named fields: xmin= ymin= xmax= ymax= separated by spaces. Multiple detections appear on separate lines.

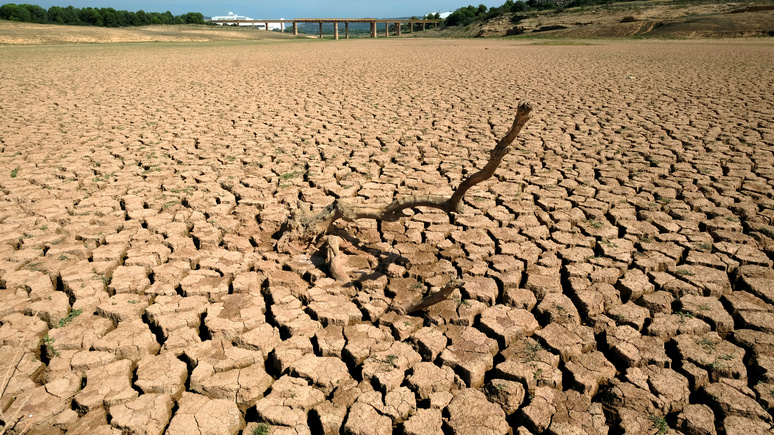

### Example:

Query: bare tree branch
xmin=277 ymin=101 xmax=533 ymax=252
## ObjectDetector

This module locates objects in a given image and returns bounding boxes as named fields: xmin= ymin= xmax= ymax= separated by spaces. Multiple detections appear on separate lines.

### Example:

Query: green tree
xmin=162 ymin=11 xmax=173 ymax=24
xmin=511 ymin=1 xmax=528 ymax=12
xmin=183 ymin=12 xmax=204 ymax=24
xmin=100 ymin=7 xmax=118 ymax=27
xmin=0 ymin=4 xmax=33 ymax=22
xmin=136 ymin=10 xmax=149 ymax=25
xmin=23 ymin=4 xmax=47 ymax=23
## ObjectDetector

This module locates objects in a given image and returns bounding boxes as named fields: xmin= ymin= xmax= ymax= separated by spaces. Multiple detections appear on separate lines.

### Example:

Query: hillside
xmin=0 ymin=21 xmax=301 ymax=44
xmin=425 ymin=0 xmax=774 ymax=39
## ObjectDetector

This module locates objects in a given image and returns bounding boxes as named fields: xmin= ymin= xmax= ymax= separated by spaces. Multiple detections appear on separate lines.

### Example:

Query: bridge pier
xmin=319 ymin=22 xmax=323 ymax=38
xmin=333 ymin=22 xmax=339 ymax=40
xmin=345 ymin=22 xmax=349 ymax=39
xmin=265 ymin=22 xmax=269 ymax=31
xmin=370 ymin=22 xmax=376 ymax=38
xmin=293 ymin=22 xmax=298 ymax=35
xmin=396 ymin=22 xmax=401 ymax=36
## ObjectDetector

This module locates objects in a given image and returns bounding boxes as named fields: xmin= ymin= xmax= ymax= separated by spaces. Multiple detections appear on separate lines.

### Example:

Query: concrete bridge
xmin=206 ymin=18 xmax=442 ymax=39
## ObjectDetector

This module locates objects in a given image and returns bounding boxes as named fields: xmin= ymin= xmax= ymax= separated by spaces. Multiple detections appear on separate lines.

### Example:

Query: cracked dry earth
xmin=1 ymin=37 xmax=774 ymax=435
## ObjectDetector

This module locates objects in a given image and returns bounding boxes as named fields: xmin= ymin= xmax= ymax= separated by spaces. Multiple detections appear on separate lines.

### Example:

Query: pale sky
xmin=28 ymin=1 xmax=505 ymax=19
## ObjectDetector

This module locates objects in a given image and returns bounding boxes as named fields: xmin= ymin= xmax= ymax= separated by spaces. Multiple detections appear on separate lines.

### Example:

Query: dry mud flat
xmin=0 ymin=38 xmax=774 ymax=434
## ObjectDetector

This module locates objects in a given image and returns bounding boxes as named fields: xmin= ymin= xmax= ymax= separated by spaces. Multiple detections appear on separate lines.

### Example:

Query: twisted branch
xmin=277 ymin=101 xmax=533 ymax=251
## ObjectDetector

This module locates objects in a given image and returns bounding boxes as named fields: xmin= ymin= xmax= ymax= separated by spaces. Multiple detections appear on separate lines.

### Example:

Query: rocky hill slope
xmin=429 ymin=0 xmax=774 ymax=38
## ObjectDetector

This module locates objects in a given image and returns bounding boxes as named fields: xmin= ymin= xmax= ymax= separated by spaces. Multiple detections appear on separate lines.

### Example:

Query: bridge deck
xmin=206 ymin=18 xmax=441 ymax=39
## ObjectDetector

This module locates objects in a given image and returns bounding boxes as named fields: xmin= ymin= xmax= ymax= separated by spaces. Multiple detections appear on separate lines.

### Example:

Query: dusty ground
xmin=0 ymin=21 xmax=301 ymax=45
xmin=1 ymin=37 xmax=774 ymax=434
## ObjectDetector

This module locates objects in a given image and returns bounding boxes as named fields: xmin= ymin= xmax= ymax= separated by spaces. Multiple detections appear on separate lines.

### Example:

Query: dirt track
xmin=1 ymin=38 xmax=774 ymax=434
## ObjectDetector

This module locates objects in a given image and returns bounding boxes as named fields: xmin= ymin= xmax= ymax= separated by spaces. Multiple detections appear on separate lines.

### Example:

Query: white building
xmin=210 ymin=12 xmax=285 ymax=30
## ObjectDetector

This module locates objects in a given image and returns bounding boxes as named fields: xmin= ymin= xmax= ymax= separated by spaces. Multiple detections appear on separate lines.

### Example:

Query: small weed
xmin=252 ymin=424 xmax=270 ymax=435
xmin=717 ymin=354 xmax=734 ymax=361
xmin=649 ymin=414 xmax=668 ymax=435
xmin=43 ymin=334 xmax=60 ymax=358
xmin=521 ymin=342 xmax=543 ymax=362
xmin=725 ymin=216 xmax=739 ymax=223
xmin=280 ymin=171 xmax=301 ymax=181
xmin=533 ymin=367 xmax=543 ymax=380
xmin=676 ymin=311 xmax=694 ymax=324
xmin=10 ymin=166 xmax=20 ymax=178
xmin=676 ymin=268 xmax=695 ymax=277
xmin=59 ymin=255 xmax=69 ymax=261
xmin=384 ymin=354 xmax=398 ymax=367
xmin=487 ymin=382 xmax=506 ymax=394
xmin=600 ymin=239 xmax=618 ymax=248
xmin=759 ymin=228 xmax=774 ymax=238
xmin=698 ymin=305 xmax=711 ymax=311
xmin=697 ymin=337 xmax=716 ymax=352
xmin=585 ymin=219 xmax=603 ymax=229
xmin=128 ymin=300 xmax=139 ymax=305
xmin=697 ymin=243 xmax=712 ymax=250
xmin=162 ymin=200 xmax=179 ymax=210
xmin=403 ymin=321 xmax=412 ymax=327
xmin=56 ymin=309 xmax=83 ymax=328
xmin=555 ymin=305 xmax=566 ymax=313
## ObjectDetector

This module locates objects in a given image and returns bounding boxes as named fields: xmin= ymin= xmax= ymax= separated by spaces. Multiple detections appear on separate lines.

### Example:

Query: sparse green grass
xmin=585 ymin=219 xmax=602 ymax=229
xmin=521 ymin=342 xmax=544 ymax=362
xmin=280 ymin=171 xmax=301 ymax=181
xmin=56 ymin=309 xmax=83 ymax=328
xmin=600 ymin=239 xmax=618 ymax=248
xmin=697 ymin=337 xmax=716 ymax=352
xmin=650 ymin=414 xmax=668 ymax=435
xmin=676 ymin=311 xmax=694 ymax=324
xmin=252 ymin=424 xmax=270 ymax=435
xmin=676 ymin=268 xmax=695 ymax=277
xmin=758 ymin=228 xmax=774 ymax=238
xmin=10 ymin=166 xmax=20 ymax=178
xmin=43 ymin=334 xmax=60 ymax=358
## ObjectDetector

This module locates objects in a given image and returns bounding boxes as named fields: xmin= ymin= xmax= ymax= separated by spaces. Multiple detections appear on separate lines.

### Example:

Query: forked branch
xmin=277 ymin=101 xmax=533 ymax=251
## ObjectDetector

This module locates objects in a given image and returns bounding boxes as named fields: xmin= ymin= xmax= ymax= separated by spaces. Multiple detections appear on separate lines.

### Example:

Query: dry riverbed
xmin=1 ymin=37 xmax=774 ymax=434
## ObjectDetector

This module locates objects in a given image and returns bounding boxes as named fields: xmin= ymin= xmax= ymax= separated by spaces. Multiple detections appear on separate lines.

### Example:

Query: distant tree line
xmin=443 ymin=0 xmax=640 ymax=27
xmin=0 ymin=3 xmax=205 ymax=26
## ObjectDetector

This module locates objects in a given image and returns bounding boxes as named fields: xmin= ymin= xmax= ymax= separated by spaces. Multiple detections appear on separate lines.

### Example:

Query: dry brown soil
xmin=0 ymin=21 xmax=301 ymax=45
xmin=1 ymin=36 xmax=774 ymax=434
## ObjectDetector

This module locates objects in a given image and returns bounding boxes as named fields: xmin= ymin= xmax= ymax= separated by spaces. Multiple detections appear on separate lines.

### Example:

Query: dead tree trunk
xmin=277 ymin=101 xmax=533 ymax=252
